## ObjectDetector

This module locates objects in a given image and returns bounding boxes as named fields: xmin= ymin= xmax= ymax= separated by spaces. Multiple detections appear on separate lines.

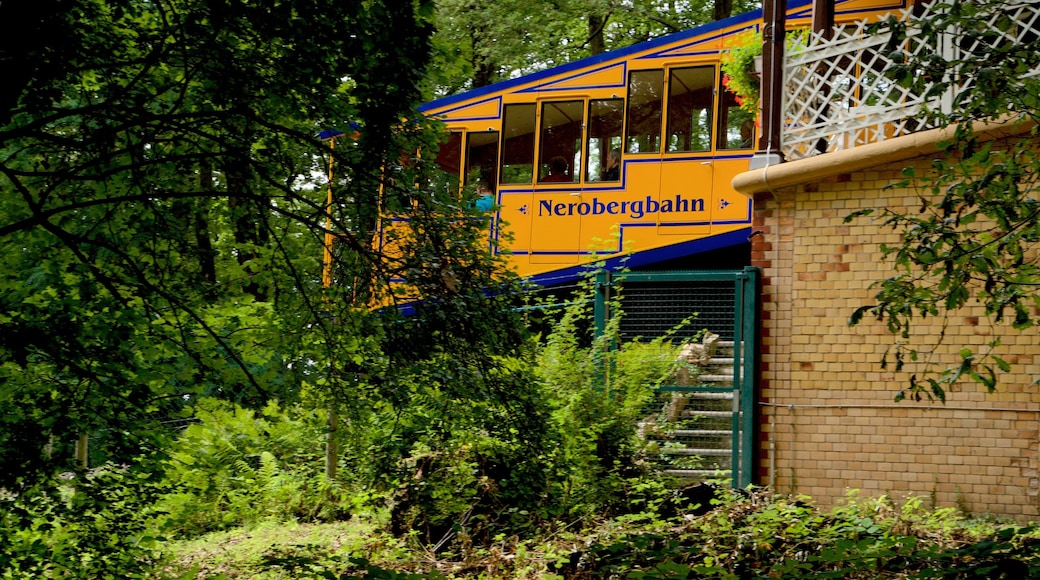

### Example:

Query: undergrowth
xmin=165 ymin=487 xmax=1040 ymax=579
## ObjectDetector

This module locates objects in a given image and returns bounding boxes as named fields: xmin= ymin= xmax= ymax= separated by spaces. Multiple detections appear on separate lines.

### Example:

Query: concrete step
xmin=658 ymin=447 xmax=731 ymax=456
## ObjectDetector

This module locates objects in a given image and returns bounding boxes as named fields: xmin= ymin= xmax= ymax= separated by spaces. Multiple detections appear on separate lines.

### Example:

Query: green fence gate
xmin=593 ymin=267 xmax=759 ymax=488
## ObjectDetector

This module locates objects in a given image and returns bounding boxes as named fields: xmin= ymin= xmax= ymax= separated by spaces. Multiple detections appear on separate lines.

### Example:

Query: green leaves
xmin=849 ymin=113 xmax=1040 ymax=398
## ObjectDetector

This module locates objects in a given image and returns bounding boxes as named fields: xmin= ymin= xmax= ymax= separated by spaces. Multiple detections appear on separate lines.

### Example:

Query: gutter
xmin=732 ymin=115 xmax=1036 ymax=195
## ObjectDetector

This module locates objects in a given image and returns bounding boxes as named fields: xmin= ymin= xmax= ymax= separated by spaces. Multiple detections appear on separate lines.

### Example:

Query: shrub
xmin=535 ymin=267 xmax=694 ymax=516
xmin=0 ymin=462 xmax=170 ymax=579
xmin=159 ymin=398 xmax=352 ymax=536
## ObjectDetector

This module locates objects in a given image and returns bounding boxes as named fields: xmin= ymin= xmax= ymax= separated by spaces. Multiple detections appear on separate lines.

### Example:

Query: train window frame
xmin=665 ymin=65 xmax=716 ymax=153
xmin=586 ymin=98 xmax=624 ymax=182
xmin=499 ymin=103 xmax=537 ymax=185
xmin=464 ymin=130 xmax=500 ymax=194
xmin=624 ymin=69 xmax=664 ymax=155
xmin=717 ymin=70 xmax=755 ymax=150
xmin=537 ymin=99 xmax=584 ymax=184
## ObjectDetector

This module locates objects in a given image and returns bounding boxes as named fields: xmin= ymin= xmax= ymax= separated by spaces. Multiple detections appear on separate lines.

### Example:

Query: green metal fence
xmin=593 ymin=268 xmax=759 ymax=488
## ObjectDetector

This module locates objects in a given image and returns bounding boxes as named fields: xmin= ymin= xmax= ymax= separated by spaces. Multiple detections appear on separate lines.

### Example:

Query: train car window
xmin=718 ymin=79 xmax=755 ymax=150
xmin=391 ymin=131 xmax=460 ymax=211
xmin=625 ymin=70 xmax=663 ymax=154
xmin=586 ymin=98 xmax=624 ymax=182
xmin=666 ymin=66 xmax=714 ymax=152
xmin=538 ymin=100 xmax=583 ymax=183
xmin=465 ymin=131 xmax=499 ymax=191
xmin=500 ymin=103 xmax=536 ymax=184
xmin=433 ymin=131 xmax=463 ymax=176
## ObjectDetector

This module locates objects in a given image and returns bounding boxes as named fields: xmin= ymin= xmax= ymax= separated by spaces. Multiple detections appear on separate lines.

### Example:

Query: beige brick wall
xmin=753 ymin=150 xmax=1040 ymax=519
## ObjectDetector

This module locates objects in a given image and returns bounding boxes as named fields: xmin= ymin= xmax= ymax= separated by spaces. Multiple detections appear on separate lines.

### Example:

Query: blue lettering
xmin=539 ymin=194 xmax=705 ymax=219
xmin=674 ymin=195 xmax=688 ymax=212
xmin=646 ymin=196 xmax=659 ymax=214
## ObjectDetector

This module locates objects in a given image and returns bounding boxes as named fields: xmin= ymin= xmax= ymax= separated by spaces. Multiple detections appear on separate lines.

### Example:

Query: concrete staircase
xmin=640 ymin=340 xmax=738 ymax=481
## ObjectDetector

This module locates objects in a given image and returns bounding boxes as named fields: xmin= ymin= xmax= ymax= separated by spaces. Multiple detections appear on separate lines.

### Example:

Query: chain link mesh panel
xmin=618 ymin=279 xmax=737 ymax=342
xmin=615 ymin=275 xmax=743 ymax=482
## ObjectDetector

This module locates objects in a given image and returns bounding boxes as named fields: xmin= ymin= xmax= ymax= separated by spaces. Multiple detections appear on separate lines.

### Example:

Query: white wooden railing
xmin=781 ymin=0 xmax=1040 ymax=161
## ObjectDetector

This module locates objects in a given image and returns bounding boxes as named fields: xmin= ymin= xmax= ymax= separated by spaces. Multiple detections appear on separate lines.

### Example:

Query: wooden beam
xmin=812 ymin=0 xmax=834 ymax=39
xmin=751 ymin=0 xmax=787 ymax=168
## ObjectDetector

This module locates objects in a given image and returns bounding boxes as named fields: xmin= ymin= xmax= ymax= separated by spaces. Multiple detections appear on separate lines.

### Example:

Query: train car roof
xmin=420 ymin=0 xmax=907 ymax=114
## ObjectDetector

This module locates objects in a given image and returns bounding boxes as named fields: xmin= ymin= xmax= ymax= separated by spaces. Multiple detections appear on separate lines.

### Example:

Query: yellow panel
xmin=535 ymin=63 xmax=627 ymax=92
xmin=496 ymin=190 xmax=532 ymax=255
xmin=576 ymin=161 xmax=662 ymax=253
xmin=711 ymin=159 xmax=753 ymax=224
xmin=837 ymin=0 xmax=908 ymax=15
xmin=431 ymin=97 xmax=501 ymax=124
xmin=529 ymin=192 xmax=581 ymax=263
xmin=487 ymin=156 xmax=755 ymax=280
xmin=789 ymin=0 xmax=908 ymax=25
xmin=657 ymin=159 xmax=713 ymax=236
xmin=650 ymin=36 xmax=726 ymax=60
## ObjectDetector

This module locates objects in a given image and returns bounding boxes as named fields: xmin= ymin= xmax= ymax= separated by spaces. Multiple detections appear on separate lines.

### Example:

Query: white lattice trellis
xmin=781 ymin=0 xmax=1040 ymax=161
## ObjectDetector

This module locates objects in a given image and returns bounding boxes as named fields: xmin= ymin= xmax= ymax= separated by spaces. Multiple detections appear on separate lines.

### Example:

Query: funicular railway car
xmin=417 ymin=27 xmax=756 ymax=285
xmin=408 ymin=0 xmax=907 ymax=287
xmin=384 ymin=0 xmax=910 ymax=485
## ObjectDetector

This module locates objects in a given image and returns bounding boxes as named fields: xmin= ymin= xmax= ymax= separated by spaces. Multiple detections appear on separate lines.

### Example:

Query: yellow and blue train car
xmin=410 ymin=0 xmax=907 ymax=287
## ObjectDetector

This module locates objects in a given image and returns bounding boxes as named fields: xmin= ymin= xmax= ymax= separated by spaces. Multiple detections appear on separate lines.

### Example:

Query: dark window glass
xmin=586 ymin=98 xmax=624 ymax=182
xmin=500 ymin=104 xmax=536 ymax=184
xmin=538 ymin=100 xmax=583 ymax=183
xmin=392 ymin=131 xmax=460 ymax=211
xmin=666 ymin=66 xmax=715 ymax=152
xmin=717 ymin=78 xmax=755 ymax=150
xmin=625 ymin=70 xmax=663 ymax=154
xmin=433 ymin=131 xmax=463 ymax=176
xmin=465 ymin=131 xmax=499 ymax=193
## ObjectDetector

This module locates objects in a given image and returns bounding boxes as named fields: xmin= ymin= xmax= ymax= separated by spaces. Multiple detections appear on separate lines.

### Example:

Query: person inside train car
xmin=601 ymin=149 xmax=621 ymax=181
xmin=474 ymin=179 xmax=495 ymax=212
xmin=542 ymin=155 xmax=571 ymax=182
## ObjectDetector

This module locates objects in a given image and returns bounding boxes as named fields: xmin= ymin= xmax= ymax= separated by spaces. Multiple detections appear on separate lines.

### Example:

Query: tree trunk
xmin=226 ymin=151 xmax=269 ymax=302
xmin=588 ymin=15 xmax=606 ymax=55
xmin=714 ymin=0 xmax=734 ymax=21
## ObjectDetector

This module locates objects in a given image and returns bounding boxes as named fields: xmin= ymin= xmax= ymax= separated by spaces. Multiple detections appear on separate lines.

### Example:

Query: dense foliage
xmin=0 ymin=0 xmax=538 ymax=575
xmin=0 ymin=0 xmax=442 ymax=487
xmin=426 ymin=0 xmax=760 ymax=95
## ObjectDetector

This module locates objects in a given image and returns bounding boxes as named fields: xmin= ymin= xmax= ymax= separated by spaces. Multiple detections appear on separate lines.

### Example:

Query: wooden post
xmin=75 ymin=434 xmax=88 ymax=470
xmin=323 ymin=135 xmax=339 ymax=482
xmin=750 ymin=0 xmax=787 ymax=169
xmin=325 ymin=402 xmax=338 ymax=481
xmin=811 ymin=0 xmax=835 ymax=154
xmin=812 ymin=0 xmax=834 ymax=40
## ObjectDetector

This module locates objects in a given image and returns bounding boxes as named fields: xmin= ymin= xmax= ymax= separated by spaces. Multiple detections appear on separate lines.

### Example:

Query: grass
xmin=164 ymin=519 xmax=381 ymax=579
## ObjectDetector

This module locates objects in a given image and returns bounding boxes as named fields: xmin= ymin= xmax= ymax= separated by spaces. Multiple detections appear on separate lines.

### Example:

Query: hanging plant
xmin=720 ymin=30 xmax=762 ymax=115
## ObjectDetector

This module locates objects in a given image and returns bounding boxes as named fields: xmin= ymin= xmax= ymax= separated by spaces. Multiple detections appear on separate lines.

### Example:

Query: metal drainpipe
xmin=769 ymin=411 xmax=776 ymax=490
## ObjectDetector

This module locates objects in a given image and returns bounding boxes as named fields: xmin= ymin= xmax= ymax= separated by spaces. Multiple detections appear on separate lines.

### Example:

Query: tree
xmin=849 ymin=0 xmax=1040 ymax=399
xmin=0 ymin=0 xmax=440 ymax=486
xmin=425 ymin=0 xmax=756 ymax=96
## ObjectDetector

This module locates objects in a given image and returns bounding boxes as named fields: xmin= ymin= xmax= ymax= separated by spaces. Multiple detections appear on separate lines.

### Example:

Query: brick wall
xmin=752 ymin=151 xmax=1040 ymax=518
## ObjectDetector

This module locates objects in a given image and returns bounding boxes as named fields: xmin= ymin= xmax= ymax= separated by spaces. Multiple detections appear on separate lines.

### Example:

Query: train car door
xmin=658 ymin=64 xmax=716 ymax=237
